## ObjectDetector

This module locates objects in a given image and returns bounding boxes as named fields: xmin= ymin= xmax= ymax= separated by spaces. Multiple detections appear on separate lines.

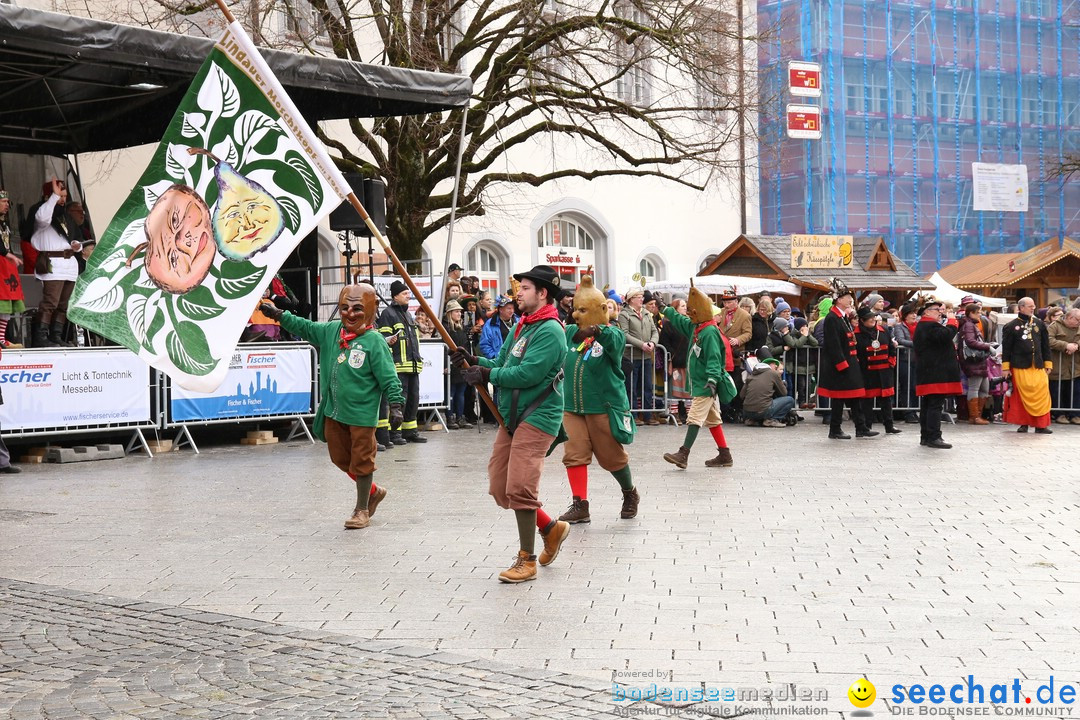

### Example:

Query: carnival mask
xmin=571 ymin=275 xmax=608 ymax=328
xmin=338 ymin=283 xmax=377 ymax=335
xmin=686 ymin=281 xmax=714 ymax=325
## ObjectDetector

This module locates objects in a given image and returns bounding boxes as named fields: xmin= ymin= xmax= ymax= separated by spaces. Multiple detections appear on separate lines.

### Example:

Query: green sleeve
xmin=661 ymin=307 xmax=694 ymax=338
xmin=371 ymin=339 xmax=404 ymax=405
xmin=491 ymin=324 xmax=562 ymax=389
xmin=279 ymin=312 xmax=332 ymax=347
xmin=701 ymin=329 xmax=725 ymax=382
xmin=596 ymin=325 xmax=624 ymax=358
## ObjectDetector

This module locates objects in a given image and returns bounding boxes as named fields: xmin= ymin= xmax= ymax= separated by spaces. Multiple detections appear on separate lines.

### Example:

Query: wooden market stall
xmin=937 ymin=238 xmax=1080 ymax=309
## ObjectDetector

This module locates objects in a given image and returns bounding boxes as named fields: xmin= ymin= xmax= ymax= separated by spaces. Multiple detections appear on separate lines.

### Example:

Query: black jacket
xmin=913 ymin=318 xmax=963 ymax=395
xmin=1001 ymin=314 xmax=1051 ymax=371
xmin=817 ymin=307 xmax=864 ymax=398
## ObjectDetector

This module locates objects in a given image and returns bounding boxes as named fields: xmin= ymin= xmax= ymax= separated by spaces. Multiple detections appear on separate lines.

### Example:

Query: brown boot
xmin=538 ymin=520 xmax=570 ymax=566
xmin=619 ymin=488 xmax=640 ymax=519
xmin=663 ymin=446 xmax=690 ymax=469
xmin=558 ymin=497 xmax=591 ymax=524
xmin=705 ymin=447 xmax=734 ymax=467
xmin=368 ymin=486 xmax=388 ymax=516
xmin=344 ymin=509 xmax=370 ymax=529
xmin=498 ymin=550 xmax=537 ymax=583
xmin=968 ymin=398 xmax=989 ymax=425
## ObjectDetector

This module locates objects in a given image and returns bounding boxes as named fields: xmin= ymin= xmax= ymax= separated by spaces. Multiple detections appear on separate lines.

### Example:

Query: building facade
xmin=757 ymin=0 xmax=1080 ymax=273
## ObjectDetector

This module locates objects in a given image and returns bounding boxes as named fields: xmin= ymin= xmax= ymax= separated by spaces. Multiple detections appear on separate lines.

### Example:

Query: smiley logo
xmin=848 ymin=678 xmax=876 ymax=708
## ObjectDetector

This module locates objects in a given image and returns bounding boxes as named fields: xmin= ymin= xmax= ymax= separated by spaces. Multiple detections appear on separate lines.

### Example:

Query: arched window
xmin=638 ymin=253 xmax=665 ymax=282
xmin=699 ymin=253 xmax=719 ymax=272
xmin=465 ymin=241 xmax=509 ymax=293
xmin=536 ymin=217 xmax=596 ymax=286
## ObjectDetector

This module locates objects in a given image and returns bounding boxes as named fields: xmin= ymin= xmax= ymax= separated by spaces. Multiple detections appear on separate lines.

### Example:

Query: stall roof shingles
xmin=702 ymin=235 xmax=932 ymax=290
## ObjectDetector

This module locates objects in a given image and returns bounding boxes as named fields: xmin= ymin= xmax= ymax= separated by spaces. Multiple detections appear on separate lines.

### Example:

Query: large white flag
xmin=69 ymin=22 xmax=351 ymax=392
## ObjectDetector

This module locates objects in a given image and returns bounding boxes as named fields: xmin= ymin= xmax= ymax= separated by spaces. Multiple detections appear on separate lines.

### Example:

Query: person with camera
xmin=30 ymin=179 xmax=82 ymax=347
xmin=738 ymin=348 xmax=795 ymax=428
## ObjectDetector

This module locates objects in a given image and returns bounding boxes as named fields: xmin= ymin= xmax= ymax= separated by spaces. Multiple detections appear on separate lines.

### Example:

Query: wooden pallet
xmin=240 ymin=430 xmax=278 ymax=446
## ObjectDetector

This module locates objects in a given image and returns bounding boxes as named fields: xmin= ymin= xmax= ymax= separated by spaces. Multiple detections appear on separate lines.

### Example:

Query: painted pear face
xmin=213 ymin=163 xmax=284 ymax=260
xmin=144 ymin=184 xmax=216 ymax=294
xmin=687 ymin=285 xmax=714 ymax=325
xmin=571 ymin=275 xmax=608 ymax=328
xmin=338 ymin=284 xmax=377 ymax=335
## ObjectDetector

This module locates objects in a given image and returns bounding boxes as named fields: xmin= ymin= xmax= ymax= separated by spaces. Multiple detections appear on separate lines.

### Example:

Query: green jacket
xmin=479 ymin=318 xmax=565 ymax=437
xmin=563 ymin=324 xmax=628 ymax=415
xmin=280 ymin=312 xmax=404 ymax=440
xmin=662 ymin=307 xmax=727 ymax=398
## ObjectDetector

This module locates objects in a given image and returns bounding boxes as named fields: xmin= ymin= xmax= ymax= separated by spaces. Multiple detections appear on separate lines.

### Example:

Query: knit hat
xmin=772 ymin=317 xmax=789 ymax=332
xmin=774 ymin=300 xmax=791 ymax=314
xmin=793 ymin=317 xmax=808 ymax=331
xmin=390 ymin=280 xmax=408 ymax=297
xmin=755 ymin=346 xmax=780 ymax=365
xmin=643 ymin=290 xmax=655 ymax=304
xmin=864 ymin=293 xmax=884 ymax=308
xmin=0 ymin=190 xmax=8 ymax=201
xmin=605 ymin=288 xmax=624 ymax=305
xmin=817 ymin=296 xmax=833 ymax=315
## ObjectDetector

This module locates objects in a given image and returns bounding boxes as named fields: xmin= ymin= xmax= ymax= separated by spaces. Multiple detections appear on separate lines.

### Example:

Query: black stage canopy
xmin=0 ymin=5 xmax=472 ymax=155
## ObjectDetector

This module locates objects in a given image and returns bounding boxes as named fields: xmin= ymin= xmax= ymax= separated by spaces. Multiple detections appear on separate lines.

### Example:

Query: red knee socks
xmin=709 ymin=425 xmax=728 ymax=448
xmin=536 ymin=508 xmax=553 ymax=531
xmin=567 ymin=465 xmax=588 ymax=500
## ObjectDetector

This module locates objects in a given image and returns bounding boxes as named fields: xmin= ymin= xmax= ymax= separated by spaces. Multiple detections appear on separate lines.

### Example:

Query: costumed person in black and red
xmin=262 ymin=284 xmax=404 ymax=528
xmin=854 ymin=305 xmax=902 ymax=435
xmin=817 ymin=280 xmax=875 ymax=439
xmin=912 ymin=296 xmax=964 ymax=449
xmin=0 ymin=190 xmax=26 ymax=349
xmin=557 ymin=275 xmax=639 ymax=525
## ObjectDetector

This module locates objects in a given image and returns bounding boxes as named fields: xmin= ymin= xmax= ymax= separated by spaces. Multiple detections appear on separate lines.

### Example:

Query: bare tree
xmin=67 ymin=0 xmax=770 ymax=261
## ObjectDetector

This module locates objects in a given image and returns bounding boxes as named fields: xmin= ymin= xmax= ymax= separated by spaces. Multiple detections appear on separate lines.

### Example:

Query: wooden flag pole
xmin=345 ymin=192 xmax=505 ymax=427
xmin=212 ymin=0 xmax=502 ymax=426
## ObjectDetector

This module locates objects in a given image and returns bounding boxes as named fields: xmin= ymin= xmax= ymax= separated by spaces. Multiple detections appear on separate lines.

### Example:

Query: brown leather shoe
xmin=620 ymin=488 xmax=640 ymax=519
xmin=368 ymin=486 xmax=387 ymax=517
xmin=558 ymin=497 xmax=590 ymax=524
xmin=663 ymin=446 xmax=690 ymax=469
xmin=704 ymin=447 xmax=734 ymax=467
xmin=647 ymin=417 xmax=661 ymax=426
xmin=344 ymin=509 xmax=370 ymax=529
xmin=498 ymin=551 xmax=537 ymax=583
xmin=538 ymin=520 xmax=570 ymax=566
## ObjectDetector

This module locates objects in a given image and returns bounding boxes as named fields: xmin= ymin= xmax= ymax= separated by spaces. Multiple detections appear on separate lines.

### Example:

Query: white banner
xmin=169 ymin=344 xmax=314 ymax=422
xmin=418 ymin=339 xmax=448 ymax=407
xmin=972 ymin=162 xmax=1029 ymax=212
xmin=0 ymin=349 xmax=152 ymax=431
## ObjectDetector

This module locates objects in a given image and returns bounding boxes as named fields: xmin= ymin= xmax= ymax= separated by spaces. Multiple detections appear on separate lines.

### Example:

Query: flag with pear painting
xmin=69 ymin=21 xmax=351 ymax=392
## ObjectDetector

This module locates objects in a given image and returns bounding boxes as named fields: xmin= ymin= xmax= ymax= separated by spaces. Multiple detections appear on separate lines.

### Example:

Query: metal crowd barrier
xmin=621 ymin=342 xmax=673 ymax=424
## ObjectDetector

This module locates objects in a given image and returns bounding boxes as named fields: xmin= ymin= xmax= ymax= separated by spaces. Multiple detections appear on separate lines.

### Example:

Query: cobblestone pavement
xmin=1 ymin=418 xmax=1078 ymax=717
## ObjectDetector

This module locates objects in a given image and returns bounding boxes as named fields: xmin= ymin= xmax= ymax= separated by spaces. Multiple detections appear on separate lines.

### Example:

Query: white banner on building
xmin=169 ymin=345 xmax=314 ymax=422
xmin=972 ymin=162 xmax=1029 ymax=212
xmin=0 ymin=349 xmax=152 ymax=431
xmin=418 ymin=339 xmax=448 ymax=407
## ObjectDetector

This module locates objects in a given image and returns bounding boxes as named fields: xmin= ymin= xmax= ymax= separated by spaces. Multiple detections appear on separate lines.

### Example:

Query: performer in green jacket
xmin=661 ymin=282 xmax=736 ymax=469
xmin=451 ymin=265 xmax=570 ymax=584
xmin=263 ymin=284 xmax=403 ymax=530
xmin=558 ymin=275 xmax=639 ymax=524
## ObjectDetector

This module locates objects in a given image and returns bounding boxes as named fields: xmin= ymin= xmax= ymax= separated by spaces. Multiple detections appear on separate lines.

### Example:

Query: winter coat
xmin=661 ymin=308 xmax=731 ymax=399
xmin=659 ymin=316 xmax=689 ymax=369
xmin=854 ymin=321 xmax=896 ymax=397
xmin=377 ymin=303 xmax=423 ymax=373
xmin=479 ymin=313 xmax=518 ymax=359
xmin=958 ymin=316 xmax=993 ymax=378
xmin=563 ymin=324 xmax=628 ymax=415
xmin=739 ymin=365 xmax=787 ymax=415
xmin=618 ymin=306 xmax=659 ymax=362
xmin=446 ymin=323 xmax=470 ymax=383
xmin=719 ymin=307 xmax=752 ymax=357
xmin=913 ymin=317 xmax=963 ymax=396
xmin=817 ymin=307 xmax=865 ymax=399
xmin=1047 ymin=318 xmax=1080 ymax=380
xmin=749 ymin=314 xmax=770 ymax=356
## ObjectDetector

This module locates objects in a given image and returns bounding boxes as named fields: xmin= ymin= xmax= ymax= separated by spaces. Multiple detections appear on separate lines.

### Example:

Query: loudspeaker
xmin=329 ymin=173 xmax=386 ymax=235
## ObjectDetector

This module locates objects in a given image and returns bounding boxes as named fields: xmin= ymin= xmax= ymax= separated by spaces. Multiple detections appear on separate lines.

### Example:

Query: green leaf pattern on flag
xmin=69 ymin=47 xmax=338 ymax=383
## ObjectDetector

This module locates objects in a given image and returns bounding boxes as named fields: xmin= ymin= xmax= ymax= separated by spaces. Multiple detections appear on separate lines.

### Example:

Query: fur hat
xmin=915 ymin=294 xmax=943 ymax=315
xmin=830 ymin=277 xmax=853 ymax=300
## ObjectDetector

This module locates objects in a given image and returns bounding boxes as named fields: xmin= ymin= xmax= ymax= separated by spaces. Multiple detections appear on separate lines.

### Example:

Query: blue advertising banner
xmin=169 ymin=344 xmax=313 ymax=423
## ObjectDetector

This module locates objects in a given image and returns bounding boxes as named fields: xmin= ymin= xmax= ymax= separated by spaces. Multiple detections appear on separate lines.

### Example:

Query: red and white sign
xmin=788 ymin=61 xmax=822 ymax=98
xmin=786 ymin=104 xmax=822 ymax=140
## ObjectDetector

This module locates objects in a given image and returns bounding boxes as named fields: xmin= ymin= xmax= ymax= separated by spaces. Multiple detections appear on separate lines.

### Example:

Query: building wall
xmin=757 ymin=0 xmax=1080 ymax=273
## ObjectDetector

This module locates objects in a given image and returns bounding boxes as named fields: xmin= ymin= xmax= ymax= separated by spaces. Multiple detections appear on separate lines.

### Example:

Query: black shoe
xmin=885 ymin=427 xmax=903 ymax=434
xmin=1017 ymin=425 xmax=1029 ymax=433
xmin=855 ymin=430 xmax=880 ymax=438
xmin=1034 ymin=427 xmax=1053 ymax=434
xmin=376 ymin=443 xmax=387 ymax=452
xmin=904 ymin=412 xmax=920 ymax=424
xmin=828 ymin=432 xmax=851 ymax=440
xmin=925 ymin=438 xmax=952 ymax=449
xmin=0 ymin=465 xmax=21 ymax=474
xmin=392 ymin=436 xmax=407 ymax=446
xmin=403 ymin=433 xmax=428 ymax=443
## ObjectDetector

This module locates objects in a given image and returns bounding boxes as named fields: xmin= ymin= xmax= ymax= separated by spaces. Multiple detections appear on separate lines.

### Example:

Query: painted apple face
xmin=144 ymin=185 xmax=215 ymax=294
